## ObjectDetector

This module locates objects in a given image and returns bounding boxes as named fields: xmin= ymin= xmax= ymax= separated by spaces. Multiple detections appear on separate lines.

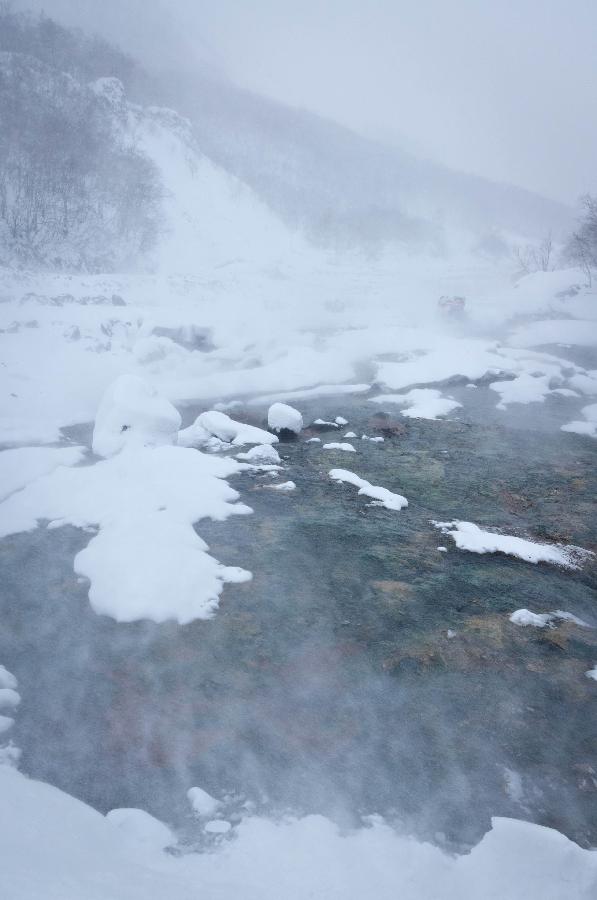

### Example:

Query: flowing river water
xmin=1 ymin=379 xmax=596 ymax=852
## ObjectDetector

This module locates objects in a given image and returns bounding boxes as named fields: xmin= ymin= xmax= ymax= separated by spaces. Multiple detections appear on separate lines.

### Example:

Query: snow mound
xmin=0 ymin=445 xmax=85 ymax=502
xmin=92 ymin=374 xmax=181 ymax=458
xmin=187 ymin=786 xmax=221 ymax=818
xmin=335 ymin=416 xmax=348 ymax=425
xmin=329 ymin=469 xmax=408 ymax=511
xmin=323 ymin=442 xmax=356 ymax=452
xmin=236 ymin=444 xmax=281 ymax=463
xmin=586 ymin=666 xmax=597 ymax=681
xmin=433 ymin=521 xmax=593 ymax=568
xmin=0 ymin=445 xmax=252 ymax=624
xmin=268 ymin=403 xmax=303 ymax=434
xmin=179 ymin=410 xmax=278 ymax=449
xmin=370 ymin=388 xmax=462 ymax=420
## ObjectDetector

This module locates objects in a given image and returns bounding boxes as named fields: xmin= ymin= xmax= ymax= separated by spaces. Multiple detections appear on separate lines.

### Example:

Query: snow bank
xmin=92 ymin=374 xmax=181 ymax=458
xmin=106 ymin=808 xmax=176 ymax=854
xmin=323 ymin=442 xmax=356 ymax=452
xmin=371 ymin=388 xmax=462 ymax=419
xmin=268 ymin=403 xmax=303 ymax=434
xmin=1 ymin=765 xmax=597 ymax=900
xmin=0 ymin=445 xmax=252 ymax=624
xmin=0 ymin=445 xmax=85 ymax=501
xmin=329 ymin=469 xmax=408 ymax=511
xmin=179 ymin=410 xmax=277 ymax=449
xmin=586 ymin=666 xmax=597 ymax=681
xmin=433 ymin=520 xmax=593 ymax=568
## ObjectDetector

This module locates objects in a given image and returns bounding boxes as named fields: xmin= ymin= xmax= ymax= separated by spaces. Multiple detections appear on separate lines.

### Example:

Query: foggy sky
xmin=15 ymin=0 xmax=597 ymax=204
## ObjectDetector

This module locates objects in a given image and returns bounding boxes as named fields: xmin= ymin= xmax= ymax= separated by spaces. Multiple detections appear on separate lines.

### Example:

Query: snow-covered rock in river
xmin=433 ymin=521 xmax=594 ymax=569
xmin=92 ymin=374 xmax=181 ymax=458
xmin=268 ymin=403 xmax=303 ymax=435
xmin=236 ymin=444 xmax=281 ymax=463
xmin=187 ymin=786 xmax=221 ymax=818
xmin=323 ymin=442 xmax=356 ymax=452
xmin=329 ymin=469 xmax=408 ymax=511
xmin=179 ymin=411 xmax=277 ymax=449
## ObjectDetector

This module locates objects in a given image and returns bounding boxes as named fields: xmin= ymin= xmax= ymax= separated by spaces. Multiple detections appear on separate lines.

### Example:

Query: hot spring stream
xmin=1 ymin=382 xmax=596 ymax=852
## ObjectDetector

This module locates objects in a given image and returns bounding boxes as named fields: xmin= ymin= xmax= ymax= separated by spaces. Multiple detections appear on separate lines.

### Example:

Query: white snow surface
xmin=0 ymin=445 xmax=252 ymax=623
xmin=0 ymin=445 xmax=86 ymax=501
xmin=267 ymin=403 xmax=303 ymax=434
xmin=586 ymin=666 xmax=597 ymax=681
xmin=371 ymin=388 xmax=462 ymax=419
xmin=1 ymin=765 xmax=597 ymax=900
xmin=433 ymin=520 xmax=593 ymax=568
xmin=93 ymin=374 xmax=181 ymax=457
xmin=329 ymin=469 xmax=408 ymax=511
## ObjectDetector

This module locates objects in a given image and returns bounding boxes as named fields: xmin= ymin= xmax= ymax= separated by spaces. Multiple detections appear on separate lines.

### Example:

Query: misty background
xmin=12 ymin=0 xmax=597 ymax=204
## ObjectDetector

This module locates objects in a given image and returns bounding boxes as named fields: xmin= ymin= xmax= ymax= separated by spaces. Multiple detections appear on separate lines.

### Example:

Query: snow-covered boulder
xmin=236 ymin=444 xmax=281 ymax=463
xmin=92 ymin=374 xmax=181 ymax=458
xmin=187 ymin=786 xmax=221 ymax=818
xmin=179 ymin=410 xmax=278 ymax=449
xmin=268 ymin=403 xmax=303 ymax=435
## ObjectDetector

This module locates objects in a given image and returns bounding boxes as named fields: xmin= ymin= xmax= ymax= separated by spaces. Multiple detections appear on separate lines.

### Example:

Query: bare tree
xmin=566 ymin=195 xmax=597 ymax=287
xmin=513 ymin=231 xmax=554 ymax=276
